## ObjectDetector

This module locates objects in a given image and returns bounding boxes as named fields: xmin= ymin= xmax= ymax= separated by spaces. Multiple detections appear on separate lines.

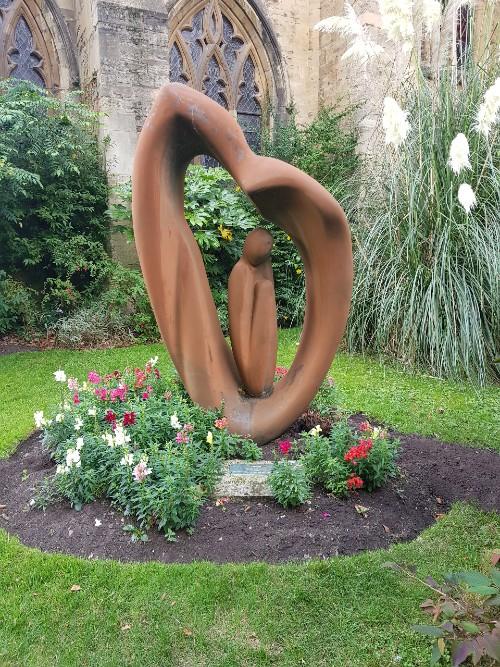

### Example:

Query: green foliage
xmin=269 ymin=459 xmax=311 ymax=508
xmin=386 ymin=562 xmax=500 ymax=666
xmin=0 ymin=271 xmax=36 ymax=335
xmin=0 ymin=80 xmax=110 ymax=331
xmin=35 ymin=359 xmax=259 ymax=536
xmin=348 ymin=64 xmax=499 ymax=385
xmin=309 ymin=375 xmax=341 ymax=417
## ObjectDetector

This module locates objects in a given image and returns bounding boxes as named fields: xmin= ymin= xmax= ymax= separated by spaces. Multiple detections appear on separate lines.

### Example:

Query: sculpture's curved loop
xmin=132 ymin=83 xmax=353 ymax=444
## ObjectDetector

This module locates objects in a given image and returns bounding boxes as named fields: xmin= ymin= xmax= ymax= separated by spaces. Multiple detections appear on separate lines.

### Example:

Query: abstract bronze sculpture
xmin=132 ymin=84 xmax=353 ymax=444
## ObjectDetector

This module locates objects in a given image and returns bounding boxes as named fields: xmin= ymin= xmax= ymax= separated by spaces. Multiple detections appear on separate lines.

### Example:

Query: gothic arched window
xmin=169 ymin=1 xmax=267 ymax=161
xmin=0 ymin=0 xmax=59 ymax=90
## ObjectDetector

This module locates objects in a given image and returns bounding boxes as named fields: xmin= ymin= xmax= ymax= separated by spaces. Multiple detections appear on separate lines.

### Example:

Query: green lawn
xmin=0 ymin=505 xmax=498 ymax=667
xmin=0 ymin=335 xmax=498 ymax=666
xmin=1 ymin=330 xmax=498 ymax=458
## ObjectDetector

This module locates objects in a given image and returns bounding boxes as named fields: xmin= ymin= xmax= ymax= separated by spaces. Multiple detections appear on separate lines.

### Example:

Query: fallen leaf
xmin=383 ymin=524 xmax=391 ymax=534
xmin=355 ymin=504 xmax=370 ymax=518
xmin=215 ymin=497 xmax=229 ymax=507
xmin=182 ymin=628 xmax=193 ymax=637
xmin=435 ymin=513 xmax=446 ymax=521
xmin=436 ymin=497 xmax=443 ymax=504
xmin=121 ymin=623 xmax=131 ymax=631
xmin=244 ymin=505 xmax=251 ymax=513
xmin=0 ymin=504 xmax=6 ymax=510
xmin=70 ymin=585 xmax=81 ymax=592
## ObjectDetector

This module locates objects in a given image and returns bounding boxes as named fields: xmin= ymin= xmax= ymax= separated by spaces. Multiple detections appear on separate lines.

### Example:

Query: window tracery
xmin=0 ymin=0 xmax=59 ymax=90
xmin=169 ymin=1 xmax=266 ymax=159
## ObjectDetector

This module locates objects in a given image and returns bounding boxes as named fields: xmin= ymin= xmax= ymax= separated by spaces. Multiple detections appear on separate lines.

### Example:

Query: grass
xmin=0 ymin=504 xmax=498 ymax=667
xmin=0 ymin=330 xmax=498 ymax=458
xmin=0 ymin=335 xmax=498 ymax=665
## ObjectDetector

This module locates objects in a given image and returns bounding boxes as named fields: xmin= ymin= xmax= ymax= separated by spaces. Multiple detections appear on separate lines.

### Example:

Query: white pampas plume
xmin=474 ymin=77 xmax=500 ymax=138
xmin=383 ymin=97 xmax=411 ymax=148
xmin=422 ymin=0 xmax=442 ymax=34
xmin=457 ymin=183 xmax=477 ymax=214
xmin=378 ymin=0 xmax=414 ymax=52
xmin=314 ymin=2 xmax=384 ymax=66
xmin=448 ymin=133 xmax=471 ymax=174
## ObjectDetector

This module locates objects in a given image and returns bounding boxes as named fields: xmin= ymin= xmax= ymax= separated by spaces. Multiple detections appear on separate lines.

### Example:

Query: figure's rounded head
xmin=242 ymin=228 xmax=273 ymax=267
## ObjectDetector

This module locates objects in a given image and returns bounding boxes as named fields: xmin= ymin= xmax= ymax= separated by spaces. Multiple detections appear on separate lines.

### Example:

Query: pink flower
xmin=279 ymin=440 xmax=292 ymax=455
xmin=132 ymin=460 xmax=152 ymax=482
xmin=73 ymin=393 xmax=80 ymax=405
xmin=95 ymin=387 xmax=108 ymax=401
xmin=110 ymin=385 xmax=127 ymax=402
xmin=359 ymin=421 xmax=371 ymax=432
xmin=142 ymin=391 xmax=150 ymax=400
xmin=175 ymin=431 xmax=189 ymax=444
xmin=67 ymin=377 xmax=79 ymax=391
xmin=275 ymin=366 xmax=288 ymax=377
xmin=183 ymin=423 xmax=194 ymax=432
xmin=88 ymin=371 xmax=101 ymax=385
xmin=214 ymin=417 xmax=228 ymax=430
xmin=134 ymin=369 xmax=146 ymax=389
xmin=322 ymin=511 xmax=331 ymax=519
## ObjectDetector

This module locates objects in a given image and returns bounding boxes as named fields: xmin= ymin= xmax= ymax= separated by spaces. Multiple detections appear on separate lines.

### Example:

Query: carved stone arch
xmin=0 ymin=0 xmax=78 ymax=91
xmin=167 ymin=0 xmax=289 ymax=156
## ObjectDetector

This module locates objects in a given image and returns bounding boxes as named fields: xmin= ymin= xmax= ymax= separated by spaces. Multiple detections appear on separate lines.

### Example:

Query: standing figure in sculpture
xmin=228 ymin=228 xmax=278 ymax=398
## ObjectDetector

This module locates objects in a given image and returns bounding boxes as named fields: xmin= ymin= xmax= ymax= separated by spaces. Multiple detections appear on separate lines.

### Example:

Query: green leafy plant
xmin=385 ymin=561 xmax=500 ymax=666
xmin=0 ymin=80 xmax=110 ymax=332
xmin=269 ymin=459 xmax=311 ymax=508
xmin=348 ymin=63 xmax=499 ymax=385
xmin=35 ymin=359 xmax=259 ymax=537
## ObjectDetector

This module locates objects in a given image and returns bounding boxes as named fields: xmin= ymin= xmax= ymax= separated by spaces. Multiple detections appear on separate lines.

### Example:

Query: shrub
xmin=0 ymin=80 xmax=110 ymax=332
xmin=386 ymin=562 xmax=500 ymax=666
xmin=34 ymin=359 xmax=259 ymax=536
xmin=347 ymin=64 xmax=499 ymax=384
xmin=0 ymin=271 xmax=37 ymax=335
xmin=268 ymin=460 xmax=311 ymax=508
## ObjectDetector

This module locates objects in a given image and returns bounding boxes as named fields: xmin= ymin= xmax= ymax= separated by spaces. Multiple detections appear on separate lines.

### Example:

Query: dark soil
xmin=0 ymin=418 xmax=498 ymax=564
xmin=0 ymin=336 xmax=44 ymax=355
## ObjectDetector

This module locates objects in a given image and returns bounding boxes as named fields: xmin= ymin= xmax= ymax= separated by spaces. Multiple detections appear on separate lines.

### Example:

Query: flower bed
xmin=34 ymin=362 xmax=399 ymax=539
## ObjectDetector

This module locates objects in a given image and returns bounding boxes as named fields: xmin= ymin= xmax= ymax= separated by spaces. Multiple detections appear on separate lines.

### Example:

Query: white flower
xmin=56 ymin=463 xmax=68 ymax=475
xmin=378 ymin=0 xmax=414 ymax=52
xmin=65 ymin=448 xmax=81 ymax=469
xmin=54 ymin=369 xmax=67 ymax=383
xmin=383 ymin=97 xmax=410 ymax=148
xmin=74 ymin=417 xmax=84 ymax=431
xmin=314 ymin=2 xmax=384 ymax=66
xmin=457 ymin=183 xmax=477 ymax=214
xmin=102 ymin=433 xmax=114 ymax=448
xmin=113 ymin=424 xmax=131 ymax=447
xmin=94 ymin=518 xmax=102 ymax=527
xmin=76 ymin=437 xmax=84 ymax=451
xmin=309 ymin=425 xmax=323 ymax=437
xmin=448 ymin=133 xmax=471 ymax=174
xmin=206 ymin=431 xmax=213 ymax=445
xmin=55 ymin=413 xmax=64 ymax=423
xmin=170 ymin=414 xmax=181 ymax=430
xmin=474 ymin=77 xmax=500 ymax=138
xmin=34 ymin=411 xmax=45 ymax=428
xmin=120 ymin=452 xmax=134 ymax=466
xmin=82 ymin=381 xmax=89 ymax=392
xmin=88 ymin=407 xmax=96 ymax=417
xmin=148 ymin=356 xmax=159 ymax=367
xmin=422 ymin=0 xmax=441 ymax=34
xmin=133 ymin=460 xmax=152 ymax=482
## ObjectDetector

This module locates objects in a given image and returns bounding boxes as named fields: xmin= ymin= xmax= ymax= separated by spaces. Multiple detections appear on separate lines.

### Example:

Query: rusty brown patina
xmin=132 ymin=83 xmax=353 ymax=444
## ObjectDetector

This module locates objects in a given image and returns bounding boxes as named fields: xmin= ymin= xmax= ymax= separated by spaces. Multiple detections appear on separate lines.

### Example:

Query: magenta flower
xmin=88 ymin=371 xmax=101 ymax=384
xmin=279 ymin=440 xmax=292 ymax=455
xmin=110 ymin=385 xmax=127 ymax=402
xmin=73 ymin=393 xmax=80 ymax=405
xmin=175 ymin=431 xmax=189 ymax=444
xmin=95 ymin=387 xmax=108 ymax=401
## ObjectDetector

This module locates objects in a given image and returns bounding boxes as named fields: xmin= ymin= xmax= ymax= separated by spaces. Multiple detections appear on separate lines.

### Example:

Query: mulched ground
xmin=0 ymin=418 xmax=498 ymax=564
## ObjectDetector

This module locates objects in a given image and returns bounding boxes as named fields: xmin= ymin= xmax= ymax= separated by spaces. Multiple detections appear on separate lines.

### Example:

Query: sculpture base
xmin=215 ymin=460 xmax=302 ymax=498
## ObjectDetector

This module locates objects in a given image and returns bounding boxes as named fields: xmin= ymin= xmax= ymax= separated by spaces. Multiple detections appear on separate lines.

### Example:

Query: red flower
xmin=279 ymin=440 xmax=292 ymax=455
xmin=275 ymin=366 xmax=288 ymax=377
xmin=105 ymin=409 xmax=117 ymax=424
xmin=347 ymin=476 xmax=364 ymax=491
xmin=154 ymin=368 xmax=161 ymax=379
xmin=73 ymin=393 xmax=80 ymax=405
xmin=214 ymin=417 xmax=228 ymax=430
xmin=123 ymin=411 xmax=136 ymax=426
xmin=344 ymin=440 xmax=373 ymax=464
xmin=359 ymin=421 xmax=371 ymax=432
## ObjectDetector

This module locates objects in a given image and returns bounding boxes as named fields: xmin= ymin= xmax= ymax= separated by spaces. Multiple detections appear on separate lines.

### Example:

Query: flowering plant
xmin=34 ymin=359 xmax=259 ymax=536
